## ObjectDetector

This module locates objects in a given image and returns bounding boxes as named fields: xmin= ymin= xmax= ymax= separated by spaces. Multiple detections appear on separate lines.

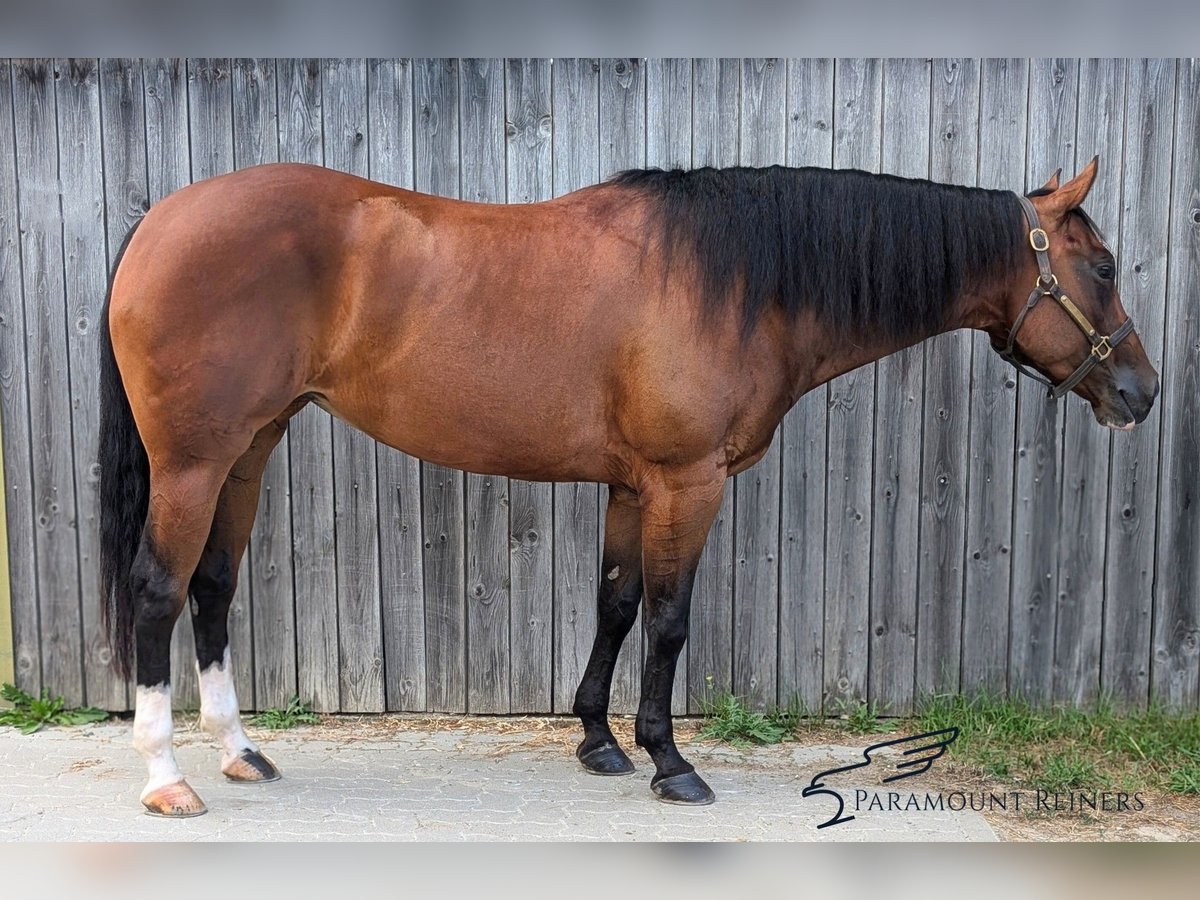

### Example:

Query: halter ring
xmin=1036 ymin=272 xmax=1058 ymax=290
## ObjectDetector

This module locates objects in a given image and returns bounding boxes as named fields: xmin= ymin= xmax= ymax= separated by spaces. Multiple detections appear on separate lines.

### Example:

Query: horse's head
xmin=995 ymin=157 xmax=1159 ymax=430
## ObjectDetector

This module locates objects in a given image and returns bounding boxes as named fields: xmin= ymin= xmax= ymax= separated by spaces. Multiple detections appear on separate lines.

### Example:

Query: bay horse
xmin=99 ymin=157 xmax=1158 ymax=817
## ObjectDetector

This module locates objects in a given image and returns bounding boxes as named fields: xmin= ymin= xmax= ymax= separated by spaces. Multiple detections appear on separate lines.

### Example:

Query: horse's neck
xmin=783 ymin=286 xmax=1006 ymax=399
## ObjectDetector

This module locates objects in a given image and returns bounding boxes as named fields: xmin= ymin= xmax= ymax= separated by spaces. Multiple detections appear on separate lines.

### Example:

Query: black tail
xmin=99 ymin=219 xmax=146 ymax=681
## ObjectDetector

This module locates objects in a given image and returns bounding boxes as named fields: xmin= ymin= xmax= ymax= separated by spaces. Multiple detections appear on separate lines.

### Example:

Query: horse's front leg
xmin=573 ymin=486 xmax=643 ymax=775
xmin=635 ymin=463 xmax=725 ymax=805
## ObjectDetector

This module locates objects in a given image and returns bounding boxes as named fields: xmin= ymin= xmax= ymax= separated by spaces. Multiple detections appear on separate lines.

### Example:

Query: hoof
xmin=223 ymin=749 xmax=282 ymax=783
xmin=652 ymin=771 xmax=716 ymax=806
xmin=577 ymin=741 xmax=635 ymax=776
xmin=142 ymin=780 xmax=207 ymax=818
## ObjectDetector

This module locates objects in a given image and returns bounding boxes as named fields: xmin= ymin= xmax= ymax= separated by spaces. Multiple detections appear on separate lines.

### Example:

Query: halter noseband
xmin=997 ymin=195 xmax=1135 ymax=400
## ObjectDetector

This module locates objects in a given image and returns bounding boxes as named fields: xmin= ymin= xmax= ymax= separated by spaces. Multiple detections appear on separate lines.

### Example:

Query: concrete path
xmin=0 ymin=717 xmax=997 ymax=841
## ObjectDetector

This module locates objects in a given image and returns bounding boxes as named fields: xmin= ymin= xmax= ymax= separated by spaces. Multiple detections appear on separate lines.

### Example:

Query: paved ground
xmin=0 ymin=717 xmax=997 ymax=841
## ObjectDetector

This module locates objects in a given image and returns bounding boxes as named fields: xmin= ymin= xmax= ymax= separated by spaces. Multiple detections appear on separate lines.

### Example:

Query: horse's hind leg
xmin=191 ymin=419 xmax=288 ymax=783
xmin=573 ymin=486 xmax=643 ymax=775
xmin=132 ymin=459 xmax=230 ymax=817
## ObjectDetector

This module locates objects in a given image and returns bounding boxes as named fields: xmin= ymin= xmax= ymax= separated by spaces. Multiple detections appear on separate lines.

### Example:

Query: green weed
xmin=248 ymin=696 xmax=320 ymax=730
xmin=0 ymin=683 xmax=108 ymax=735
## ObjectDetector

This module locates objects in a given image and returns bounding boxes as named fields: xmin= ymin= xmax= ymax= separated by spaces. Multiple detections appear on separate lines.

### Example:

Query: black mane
xmin=610 ymin=166 xmax=1024 ymax=339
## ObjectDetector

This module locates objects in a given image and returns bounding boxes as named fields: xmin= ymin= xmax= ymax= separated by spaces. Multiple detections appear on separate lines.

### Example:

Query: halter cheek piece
xmin=997 ymin=195 xmax=1135 ymax=400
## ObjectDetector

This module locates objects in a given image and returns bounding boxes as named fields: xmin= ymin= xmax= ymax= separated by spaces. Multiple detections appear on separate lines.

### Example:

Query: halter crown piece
xmin=997 ymin=195 xmax=1135 ymax=400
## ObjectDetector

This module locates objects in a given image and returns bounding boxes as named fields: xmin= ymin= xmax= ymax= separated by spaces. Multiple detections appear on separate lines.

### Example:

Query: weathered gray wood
xmin=187 ymin=57 xmax=256 ymax=710
xmin=277 ymin=58 xmax=340 ymax=712
xmin=58 ymin=59 xmax=125 ymax=708
xmin=915 ymin=58 xmax=979 ymax=699
xmin=321 ymin=59 xmax=385 ymax=713
xmin=14 ymin=59 xmax=85 ymax=704
xmin=551 ymin=57 xmax=601 ymax=714
xmin=599 ymin=57 xmax=646 ymax=715
xmin=1010 ymin=58 xmax=1078 ymax=704
xmin=97 ymin=58 xmax=149 ymax=711
xmin=1052 ymin=58 xmax=1126 ymax=707
xmin=646 ymin=56 xmax=691 ymax=715
xmin=870 ymin=58 xmax=930 ymax=716
xmin=961 ymin=58 xmax=1026 ymax=696
xmin=0 ymin=59 xmax=42 ymax=695
xmin=460 ymin=58 xmax=511 ymax=714
xmin=824 ymin=57 xmax=882 ymax=711
xmin=504 ymin=57 xmax=554 ymax=713
xmin=368 ymin=57 xmax=427 ymax=712
xmin=1130 ymin=59 xmax=1187 ymax=708
xmin=779 ymin=57 xmax=834 ymax=715
xmin=687 ymin=57 xmax=739 ymax=713
xmin=413 ymin=57 xmax=467 ymax=712
xmin=231 ymin=57 xmax=296 ymax=711
xmin=731 ymin=58 xmax=786 ymax=711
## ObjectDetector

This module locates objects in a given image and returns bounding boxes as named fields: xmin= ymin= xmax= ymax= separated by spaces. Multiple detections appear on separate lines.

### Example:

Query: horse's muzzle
xmin=1097 ymin=365 xmax=1159 ymax=430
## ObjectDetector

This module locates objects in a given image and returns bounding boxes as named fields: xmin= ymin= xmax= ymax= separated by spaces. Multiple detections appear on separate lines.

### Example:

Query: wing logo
xmin=801 ymin=727 xmax=959 ymax=829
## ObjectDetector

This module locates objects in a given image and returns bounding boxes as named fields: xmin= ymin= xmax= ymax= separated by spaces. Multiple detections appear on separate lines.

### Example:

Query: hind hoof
xmin=577 ymin=741 xmax=635 ymax=776
xmin=652 ymin=771 xmax=716 ymax=806
xmin=142 ymin=780 xmax=208 ymax=818
xmin=223 ymin=749 xmax=282 ymax=783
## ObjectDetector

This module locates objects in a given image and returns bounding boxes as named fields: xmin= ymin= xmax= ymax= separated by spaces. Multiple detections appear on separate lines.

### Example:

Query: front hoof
xmin=651 ymin=771 xmax=716 ymax=806
xmin=577 ymin=741 xmax=635 ymax=776
xmin=142 ymin=780 xmax=208 ymax=818
xmin=223 ymin=749 xmax=282 ymax=783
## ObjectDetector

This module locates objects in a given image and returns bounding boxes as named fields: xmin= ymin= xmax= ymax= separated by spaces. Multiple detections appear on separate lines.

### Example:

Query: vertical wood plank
xmin=368 ymin=58 xmax=426 ymax=712
xmin=688 ymin=58 xmax=739 ymax=713
xmin=14 ymin=59 xmax=85 ymax=704
xmin=961 ymin=58 xmax=1026 ymax=696
xmin=1140 ymin=59 xmax=1192 ymax=708
xmin=870 ymin=58 xmax=931 ymax=715
xmin=97 ymin=58 xmax=148 ymax=711
xmin=825 ymin=57 xmax=882 ymax=711
xmin=232 ymin=57 xmax=296 ymax=711
xmin=915 ymin=58 xmax=979 ymax=699
xmin=504 ymin=57 xmax=554 ymax=713
xmin=731 ymin=58 xmax=786 ymax=711
xmin=59 ymin=59 xmax=125 ymax=708
xmin=322 ymin=58 xmax=385 ymax=712
xmin=187 ymin=57 xmax=257 ymax=709
xmin=1053 ymin=58 xmax=1126 ymax=707
xmin=645 ymin=57 xmax=691 ymax=715
xmin=1010 ymin=58 xmax=1078 ymax=704
xmin=0 ymin=59 xmax=41 ymax=696
xmin=599 ymin=57 xmax=646 ymax=715
xmin=460 ymin=58 xmax=511 ymax=713
xmin=277 ymin=58 xmax=340 ymax=711
xmin=414 ymin=57 xmax=467 ymax=712
xmin=551 ymin=57 xmax=600 ymax=713
xmin=779 ymin=57 xmax=833 ymax=715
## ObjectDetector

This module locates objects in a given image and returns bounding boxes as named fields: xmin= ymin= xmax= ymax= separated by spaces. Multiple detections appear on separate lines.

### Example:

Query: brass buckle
xmin=1029 ymin=228 xmax=1050 ymax=252
xmin=1091 ymin=336 xmax=1114 ymax=362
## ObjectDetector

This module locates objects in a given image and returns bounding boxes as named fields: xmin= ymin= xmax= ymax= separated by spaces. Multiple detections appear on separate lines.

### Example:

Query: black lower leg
xmin=637 ymin=578 xmax=713 ymax=803
xmin=131 ymin=537 xmax=187 ymax=688
xmin=573 ymin=489 xmax=642 ymax=775
xmin=189 ymin=545 xmax=236 ymax=671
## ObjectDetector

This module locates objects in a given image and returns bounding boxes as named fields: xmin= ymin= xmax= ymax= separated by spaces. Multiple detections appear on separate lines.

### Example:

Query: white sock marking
xmin=133 ymin=684 xmax=184 ymax=799
xmin=199 ymin=647 xmax=258 ymax=767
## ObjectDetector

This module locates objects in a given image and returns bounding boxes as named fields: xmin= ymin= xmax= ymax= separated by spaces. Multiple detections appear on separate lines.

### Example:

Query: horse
xmin=98 ymin=156 xmax=1159 ymax=817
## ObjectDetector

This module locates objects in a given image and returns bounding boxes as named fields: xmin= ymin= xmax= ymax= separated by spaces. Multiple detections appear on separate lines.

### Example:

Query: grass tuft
xmin=0 ymin=683 xmax=109 ymax=735
xmin=248 ymin=696 xmax=320 ymax=730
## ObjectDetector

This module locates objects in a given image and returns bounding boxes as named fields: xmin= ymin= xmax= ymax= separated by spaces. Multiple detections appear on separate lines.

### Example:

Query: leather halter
xmin=997 ymin=195 xmax=1135 ymax=400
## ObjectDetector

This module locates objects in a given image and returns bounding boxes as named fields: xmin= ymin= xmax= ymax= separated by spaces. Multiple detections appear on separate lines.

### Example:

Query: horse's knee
xmin=190 ymin=548 xmax=237 ymax=604
xmin=131 ymin=546 xmax=187 ymax=629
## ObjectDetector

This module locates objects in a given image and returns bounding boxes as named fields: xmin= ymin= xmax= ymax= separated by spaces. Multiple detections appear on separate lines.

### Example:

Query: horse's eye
xmin=1096 ymin=263 xmax=1116 ymax=281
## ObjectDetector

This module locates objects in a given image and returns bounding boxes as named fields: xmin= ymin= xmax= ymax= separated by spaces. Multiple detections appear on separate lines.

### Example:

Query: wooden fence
xmin=1 ymin=58 xmax=1196 ymax=716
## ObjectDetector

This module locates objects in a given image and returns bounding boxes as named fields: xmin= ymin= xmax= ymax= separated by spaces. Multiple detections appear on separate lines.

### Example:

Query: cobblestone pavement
xmin=0 ymin=719 xmax=996 ymax=841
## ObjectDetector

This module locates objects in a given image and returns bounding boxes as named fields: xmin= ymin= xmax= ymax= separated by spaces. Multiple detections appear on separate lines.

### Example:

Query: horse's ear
xmin=1045 ymin=155 xmax=1099 ymax=220
xmin=1038 ymin=168 xmax=1062 ymax=192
